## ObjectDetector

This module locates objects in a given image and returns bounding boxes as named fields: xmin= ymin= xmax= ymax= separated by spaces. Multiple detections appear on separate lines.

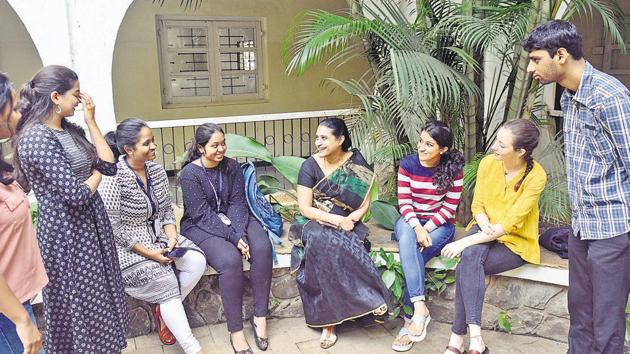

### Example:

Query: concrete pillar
xmin=7 ymin=0 xmax=134 ymax=133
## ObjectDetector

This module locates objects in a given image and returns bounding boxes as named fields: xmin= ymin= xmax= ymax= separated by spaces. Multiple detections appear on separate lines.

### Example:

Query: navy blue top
xmin=179 ymin=157 xmax=249 ymax=245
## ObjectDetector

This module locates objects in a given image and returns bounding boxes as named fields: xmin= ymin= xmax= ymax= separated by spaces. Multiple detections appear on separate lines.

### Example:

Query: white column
xmin=7 ymin=0 xmax=134 ymax=133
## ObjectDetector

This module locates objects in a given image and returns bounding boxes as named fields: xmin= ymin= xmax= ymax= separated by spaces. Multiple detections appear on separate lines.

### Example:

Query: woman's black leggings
xmin=187 ymin=216 xmax=272 ymax=332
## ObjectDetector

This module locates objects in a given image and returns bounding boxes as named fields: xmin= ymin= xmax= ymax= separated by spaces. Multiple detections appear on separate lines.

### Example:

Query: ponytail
xmin=104 ymin=131 xmax=121 ymax=160
xmin=181 ymin=137 xmax=202 ymax=169
xmin=514 ymin=158 xmax=534 ymax=192
xmin=433 ymin=149 xmax=465 ymax=193
xmin=181 ymin=122 xmax=224 ymax=169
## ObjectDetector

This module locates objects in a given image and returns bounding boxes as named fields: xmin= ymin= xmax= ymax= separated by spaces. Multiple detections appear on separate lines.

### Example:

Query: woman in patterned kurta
xmin=99 ymin=118 xmax=206 ymax=354
xmin=14 ymin=66 xmax=128 ymax=353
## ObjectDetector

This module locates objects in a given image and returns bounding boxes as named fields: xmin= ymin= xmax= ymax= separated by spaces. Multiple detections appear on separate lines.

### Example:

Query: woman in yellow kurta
xmin=441 ymin=119 xmax=547 ymax=354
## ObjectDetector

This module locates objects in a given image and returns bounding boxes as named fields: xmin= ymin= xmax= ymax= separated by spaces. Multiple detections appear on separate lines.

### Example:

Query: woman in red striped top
xmin=392 ymin=121 xmax=464 ymax=352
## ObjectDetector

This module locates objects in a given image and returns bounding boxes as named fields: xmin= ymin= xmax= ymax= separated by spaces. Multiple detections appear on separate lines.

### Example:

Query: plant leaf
xmin=225 ymin=134 xmax=272 ymax=162
xmin=270 ymin=156 xmax=305 ymax=186
xmin=381 ymin=269 xmax=396 ymax=288
xmin=370 ymin=200 xmax=401 ymax=230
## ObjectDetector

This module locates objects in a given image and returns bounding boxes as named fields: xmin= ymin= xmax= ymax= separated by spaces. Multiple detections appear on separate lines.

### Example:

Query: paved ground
xmin=123 ymin=317 xmax=568 ymax=354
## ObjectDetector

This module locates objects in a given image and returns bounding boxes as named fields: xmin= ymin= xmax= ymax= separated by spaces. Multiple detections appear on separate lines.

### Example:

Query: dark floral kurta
xmin=18 ymin=123 xmax=128 ymax=353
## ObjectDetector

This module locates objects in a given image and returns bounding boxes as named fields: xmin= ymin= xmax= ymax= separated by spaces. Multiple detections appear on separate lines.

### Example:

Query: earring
xmin=55 ymin=105 xmax=62 ymax=114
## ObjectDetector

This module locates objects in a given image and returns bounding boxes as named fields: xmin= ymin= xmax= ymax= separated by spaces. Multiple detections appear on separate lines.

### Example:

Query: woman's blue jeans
xmin=394 ymin=217 xmax=455 ymax=316
xmin=0 ymin=302 xmax=44 ymax=354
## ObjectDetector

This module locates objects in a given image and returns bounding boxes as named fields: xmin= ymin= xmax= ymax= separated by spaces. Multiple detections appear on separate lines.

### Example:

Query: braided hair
xmin=422 ymin=121 xmax=465 ymax=193
xmin=502 ymin=119 xmax=540 ymax=191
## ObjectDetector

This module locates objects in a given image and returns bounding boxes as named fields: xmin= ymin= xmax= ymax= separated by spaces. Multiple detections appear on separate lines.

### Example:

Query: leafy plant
xmin=282 ymin=1 xmax=478 ymax=188
xmin=372 ymin=248 xmax=459 ymax=320
xmin=369 ymin=200 xmax=401 ymax=230
xmin=371 ymin=248 xmax=412 ymax=319
xmin=497 ymin=309 xmax=523 ymax=334
xmin=224 ymin=133 xmax=304 ymax=222
xmin=497 ymin=309 xmax=513 ymax=333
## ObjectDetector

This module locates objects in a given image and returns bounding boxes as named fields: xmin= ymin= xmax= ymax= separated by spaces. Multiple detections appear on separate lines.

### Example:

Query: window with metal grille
xmin=157 ymin=16 xmax=265 ymax=107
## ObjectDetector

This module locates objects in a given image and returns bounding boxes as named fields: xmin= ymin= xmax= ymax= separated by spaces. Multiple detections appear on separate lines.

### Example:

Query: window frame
xmin=156 ymin=15 xmax=266 ymax=108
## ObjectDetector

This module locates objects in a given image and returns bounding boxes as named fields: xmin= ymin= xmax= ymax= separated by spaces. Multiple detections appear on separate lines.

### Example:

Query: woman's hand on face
xmin=237 ymin=239 xmax=250 ymax=260
xmin=79 ymin=93 xmax=96 ymax=125
xmin=148 ymin=248 xmax=173 ymax=264
xmin=441 ymin=240 xmax=466 ymax=259
xmin=414 ymin=226 xmax=432 ymax=250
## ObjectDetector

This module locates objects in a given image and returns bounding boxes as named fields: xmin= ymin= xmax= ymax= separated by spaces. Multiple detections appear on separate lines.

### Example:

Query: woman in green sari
xmin=290 ymin=118 xmax=390 ymax=349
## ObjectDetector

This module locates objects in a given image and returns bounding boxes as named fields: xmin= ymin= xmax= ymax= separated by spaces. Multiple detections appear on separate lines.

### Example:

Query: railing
xmin=145 ymin=109 xmax=355 ymax=204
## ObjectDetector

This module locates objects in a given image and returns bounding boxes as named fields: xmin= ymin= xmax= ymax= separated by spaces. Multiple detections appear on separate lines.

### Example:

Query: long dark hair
xmin=319 ymin=117 xmax=352 ymax=151
xmin=0 ymin=73 xmax=14 ymax=185
xmin=502 ymin=119 xmax=540 ymax=191
xmin=181 ymin=123 xmax=224 ymax=169
xmin=13 ymin=65 xmax=97 ymax=189
xmin=422 ymin=120 xmax=464 ymax=193
xmin=106 ymin=118 xmax=149 ymax=160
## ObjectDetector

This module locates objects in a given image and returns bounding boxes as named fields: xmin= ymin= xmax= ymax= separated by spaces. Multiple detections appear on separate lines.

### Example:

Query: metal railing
xmin=145 ymin=109 xmax=354 ymax=204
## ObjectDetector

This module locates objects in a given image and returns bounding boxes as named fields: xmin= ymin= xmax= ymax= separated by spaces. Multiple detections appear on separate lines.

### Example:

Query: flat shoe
xmin=230 ymin=336 xmax=253 ymax=354
xmin=445 ymin=345 xmax=464 ymax=354
xmin=249 ymin=316 xmax=269 ymax=351
xmin=320 ymin=328 xmax=337 ymax=349
xmin=467 ymin=347 xmax=489 ymax=354
xmin=153 ymin=305 xmax=176 ymax=346
xmin=408 ymin=314 xmax=431 ymax=342
xmin=391 ymin=326 xmax=413 ymax=352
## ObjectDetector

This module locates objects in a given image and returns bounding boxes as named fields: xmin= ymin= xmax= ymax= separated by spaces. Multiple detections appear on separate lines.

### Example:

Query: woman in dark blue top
xmin=179 ymin=123 xmax=272 ymax=354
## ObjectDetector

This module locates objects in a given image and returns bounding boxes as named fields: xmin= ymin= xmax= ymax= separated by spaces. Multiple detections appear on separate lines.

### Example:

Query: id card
xmin=218 ymin=212 xmax=231 ymax=225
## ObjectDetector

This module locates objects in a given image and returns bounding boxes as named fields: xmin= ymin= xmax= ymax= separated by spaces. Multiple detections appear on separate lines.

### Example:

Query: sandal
xmin=467 ymin=335 xmax=489 ymax=354
xmin=153 ymin=305 xmax=176 ymax=346
xmin=391 ymin=326 xmax=414 ymax=352
xmin=445 ymin=345 xmax=464 ymax=354
xmin=407 ymin=313 xmax=431 ymax=342
xmin=230 ymin=334 xmax=253 ymax=354
xmin=320 ymin=327 xmax=337 ymax=349
xmin=249 ymin=316 xmax=269 ymax=351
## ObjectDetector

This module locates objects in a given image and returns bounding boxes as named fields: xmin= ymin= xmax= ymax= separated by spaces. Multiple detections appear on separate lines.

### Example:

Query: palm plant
xmin=282 ymin=0 xmax=479 ymax=200
xmin=441 ymin=0 xmax=626 ymax=224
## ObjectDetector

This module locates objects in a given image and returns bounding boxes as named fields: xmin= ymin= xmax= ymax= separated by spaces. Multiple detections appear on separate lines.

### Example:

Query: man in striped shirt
xmin=524 ymin=20 xmax=630 ymax=354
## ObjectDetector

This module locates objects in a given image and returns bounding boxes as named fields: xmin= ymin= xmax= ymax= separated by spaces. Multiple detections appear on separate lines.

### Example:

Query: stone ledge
xmin=204 ymin=222 xmax=569 ymax=287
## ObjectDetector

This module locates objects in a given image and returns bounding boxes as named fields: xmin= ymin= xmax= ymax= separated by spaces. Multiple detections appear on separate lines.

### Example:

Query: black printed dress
xmin=17 ymin=123 xmax=129 ymax=353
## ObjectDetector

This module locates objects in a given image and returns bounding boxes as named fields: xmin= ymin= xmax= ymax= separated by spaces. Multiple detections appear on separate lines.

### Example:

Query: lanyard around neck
xmin=124 ymin=158 xmax=157 ymax=213
xmin=200 ymin=158 xmax=223 ymax=212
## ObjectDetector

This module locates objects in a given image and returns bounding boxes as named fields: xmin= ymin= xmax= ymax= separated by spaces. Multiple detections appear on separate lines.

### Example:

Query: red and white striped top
xmin=397 ymin=155 xmax=463 ymax=232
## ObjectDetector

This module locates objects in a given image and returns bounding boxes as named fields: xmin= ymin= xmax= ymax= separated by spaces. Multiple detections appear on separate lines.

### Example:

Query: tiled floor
xmin=124 ymin=317 xmax=568 ymax=354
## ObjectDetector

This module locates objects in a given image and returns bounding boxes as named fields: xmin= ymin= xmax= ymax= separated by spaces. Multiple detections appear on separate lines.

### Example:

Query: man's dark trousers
xmin=567 ymin=232 xmax=630 ymax=354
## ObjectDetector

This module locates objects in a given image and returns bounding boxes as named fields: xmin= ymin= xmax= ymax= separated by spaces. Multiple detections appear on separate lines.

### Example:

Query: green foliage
xmin=369 ymin=200 xmax=401 ymax=230
xmin=496 ymin=309 xmax=524 ymax=334
xmin=224 ymin=133 xmax=305 ymax=188
xmin=282 ymin=0 xmax=478 ymax=186
xmin=371 ymin=249 xmax=413 ymax=319
xmin=497 ymin=310 xmax=513 ymax=334
xmin=372 ymin=248 xmax=457 ymax=320
xmin=224 ymin=133 xmax=304 ymax=222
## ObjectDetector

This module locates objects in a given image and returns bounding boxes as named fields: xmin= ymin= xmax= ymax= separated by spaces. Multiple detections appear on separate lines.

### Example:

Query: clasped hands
xmin=317 ymin=210 xmax=363 ymax=231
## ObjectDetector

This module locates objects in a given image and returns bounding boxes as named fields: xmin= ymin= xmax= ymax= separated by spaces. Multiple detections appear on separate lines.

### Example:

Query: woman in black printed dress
xmin=14 ymin=65 xmax=128 ymax=353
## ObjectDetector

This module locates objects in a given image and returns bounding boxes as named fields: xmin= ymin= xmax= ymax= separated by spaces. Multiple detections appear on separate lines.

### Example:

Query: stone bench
xmin=219 ymin=221 xmax=568 ymax=286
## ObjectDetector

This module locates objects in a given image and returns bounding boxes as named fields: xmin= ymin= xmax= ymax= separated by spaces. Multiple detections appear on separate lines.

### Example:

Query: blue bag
xmin=241 ymin=161 xmax=283 ymax=264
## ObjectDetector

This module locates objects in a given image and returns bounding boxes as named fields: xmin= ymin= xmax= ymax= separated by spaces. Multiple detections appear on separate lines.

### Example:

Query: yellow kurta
xmin=468 ymin=155 xmax=547 ymax=264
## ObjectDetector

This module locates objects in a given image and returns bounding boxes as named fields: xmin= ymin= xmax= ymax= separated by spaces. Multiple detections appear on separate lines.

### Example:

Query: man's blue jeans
xmin=0 ymin=302 xmax=44 ymax=354
xmin=394 ymin=217 xmax=455 ymax=316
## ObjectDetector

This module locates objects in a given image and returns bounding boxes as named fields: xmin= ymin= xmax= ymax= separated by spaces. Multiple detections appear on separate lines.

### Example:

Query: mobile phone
xmin=165 ymin=247 xmax=189 ymax=259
